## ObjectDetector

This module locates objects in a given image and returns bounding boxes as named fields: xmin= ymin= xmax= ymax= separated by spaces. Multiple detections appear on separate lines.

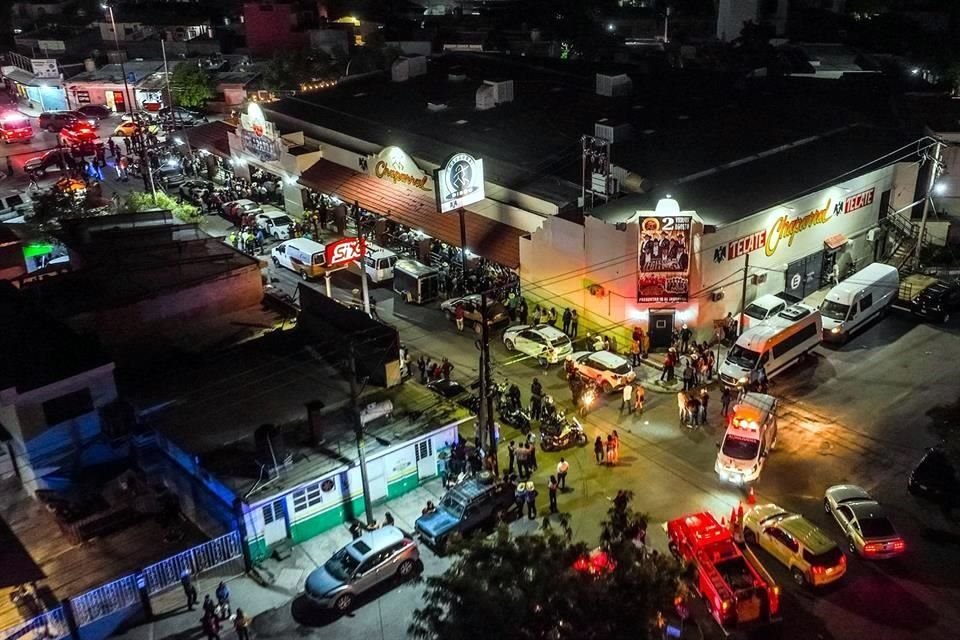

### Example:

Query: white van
xmin=819 ymin=263 xmax=899 ymax=343
xmin=719 ymin=304 xmax=822 ymax=386
xmin=363 ymin=244 xmax=398 ymax=283
xmin=715 ymin=392 xmax=778 ymax=485
xmin=740 ymin=293 xmax=788 ymax=330
xmin=271 ymin=237 xmax=326 ymax=280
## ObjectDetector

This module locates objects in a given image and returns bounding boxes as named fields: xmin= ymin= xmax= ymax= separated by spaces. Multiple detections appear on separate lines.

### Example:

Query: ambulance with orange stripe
xmin=715 ymin=393 xmax=778 ymax=485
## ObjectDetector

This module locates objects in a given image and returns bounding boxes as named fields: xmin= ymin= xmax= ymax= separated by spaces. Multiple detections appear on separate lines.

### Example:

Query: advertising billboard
xmin=434 ymin=152 xmax=485 ymax=213
xmin=325 ymin=237 xmax=365 ymax=268
xmin=637 ymin=215 xmax=692 ymax=303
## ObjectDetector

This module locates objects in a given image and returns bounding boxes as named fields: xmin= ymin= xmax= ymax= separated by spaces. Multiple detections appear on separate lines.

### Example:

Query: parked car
xmin=304 ymin=525 xmax=419 ymax=612
xmin=415 ymin=477 xmax=514 ymax=551
xmin=502 ymin=324 xmax=573 ymax=363
xmin=908 ymin=446 xmax=958 ymax=506
xmin=179 ymin=179 xmax=214 ymax=202
xmin=75 ymin=104 xmax=112 ymax=121
xmin=114 ymin=120 xmax=160 ymax=137
xmin=222 ymin=198 xmax=262 ymax=222
xmin=742 ymin=503 xmax=847 ymax=587
xmin=38 ymin=111 xmax=80 ymax=132
xmin=156 ymin=166 xmax=186 ymax=189
xmin=58 ymin=123 xmax=99 ymax=149
xmin=910 ymin=280 xmax=960 ymax=323
xmin=255 ymin=211 xmax=293 ymax=239
xmin=159 ymin=106 xmax=201 ymax=124
xmin=24 ymin=149 xmax=68 ymax=174
xmin=571 ymin=350 xmax=636 ymax=393
xmin=440 ymin=294 xmax=510 ymax=334
xmin=823 ymin=485 xmax=905 ymax=559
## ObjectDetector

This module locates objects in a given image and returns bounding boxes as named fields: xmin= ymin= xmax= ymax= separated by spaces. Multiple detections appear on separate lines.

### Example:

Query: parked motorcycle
xmin=540 ymin=417 xmax=589 ymax=451
xmin=499 ymin=403 xmax=531 ymax=434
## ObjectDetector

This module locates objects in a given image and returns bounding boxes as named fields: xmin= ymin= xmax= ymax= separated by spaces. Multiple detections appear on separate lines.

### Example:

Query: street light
xmin=102 ymin=3 xmax=133 ymax=113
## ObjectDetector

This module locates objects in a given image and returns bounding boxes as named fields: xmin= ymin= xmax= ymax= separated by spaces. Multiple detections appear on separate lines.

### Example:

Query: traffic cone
xmin=747 ymin=487 xmax=756 ymax=505
xmin=737 ymin=503 xmax=744 ymax=523
xmin=730 ymin=507 xmax=738 ymax=530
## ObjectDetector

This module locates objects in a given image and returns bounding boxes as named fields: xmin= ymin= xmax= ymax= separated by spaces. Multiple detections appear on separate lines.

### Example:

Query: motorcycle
xmin=540 ymin=417 xmax=589 ymax=451
xmin=499 ymin=403 xmax=531 ymax=434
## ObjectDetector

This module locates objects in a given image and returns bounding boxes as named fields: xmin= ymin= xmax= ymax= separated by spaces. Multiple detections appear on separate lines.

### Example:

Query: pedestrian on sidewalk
xmin=633 ymin=383 xmax=645 ymax=415
xmin=515 ymin=443 xmax=528 ymax=479
xmin=630 ymin=337 xmax=642 ymax=367
xmin=108 ymin=138 xmax=117 ymax=158
xmin=526 ymin=442 xmax=538 ymax=472
xmin=721 ymin=386 xmax=732 ymax=417
xmin=440 ymin=357 xmax=453 ymax=380
xmin=556 ymin=457 xmax=569 ymax=489
xmin=215 ymin=581 xmax=230 ymax=619
xmin=454 ymin=303 xmax=465 ymax=331
xmin=508 ymin=441 xmax=517 ymax=475
xmin=594 ymin=436 xmax=605 ymax=464
xmin=682 ymin=361 xmax=694 ymax=391
xmin=677 ymin=391 xmax=688 ymax=424
xmin=180 ymin=572 xmax=198 ymax=610
xmin=525 ymin=481 xmax=538 ymax=519
xmin=548 ymin=476 xmax=559 ymax=513
xmin=679 ymin=324 xmax=692 ymax=353
xmin=562 ymin=307 xmax=572 ymax=335
xmin=518 ymin=297 xmax=528 ymax=325
xmin=620 ymin=382 xmax=633 ymax=414
xmin=612 ymin=430 xmax=621 ymax=463
xmin=606 ymin=435 xmax=617 ymax=466
xmin=201 ymin=611 xmax=221 ymax=640
xmin=570 ymin=309 xmax=579 ymax=337
xmin=547 ymin=307 xmax=558 ymax=327
xmin=514 ymin=481 xmax=526 ymax=517
xmin=416 ymin=355 xmax=427 ymax=383
xmin=234 ymin=609 xmax=250 ymax=640
xmin=699 ymin=389 xmax=710 ymax=425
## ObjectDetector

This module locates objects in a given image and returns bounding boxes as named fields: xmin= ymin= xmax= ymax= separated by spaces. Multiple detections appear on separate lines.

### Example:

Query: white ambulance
xmin=715 ymin=393 xmax=778 ymax=485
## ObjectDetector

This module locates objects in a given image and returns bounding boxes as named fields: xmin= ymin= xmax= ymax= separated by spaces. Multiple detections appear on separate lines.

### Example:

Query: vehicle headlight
xmin=831 ymin=326 xmax=842 ymax=334
xmin=738 ymin=376 xmax=748 ymax=385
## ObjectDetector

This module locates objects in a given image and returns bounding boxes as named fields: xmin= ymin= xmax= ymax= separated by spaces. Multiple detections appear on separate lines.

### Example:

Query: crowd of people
xmin=180 ymin=574 xmax=250 ymax=640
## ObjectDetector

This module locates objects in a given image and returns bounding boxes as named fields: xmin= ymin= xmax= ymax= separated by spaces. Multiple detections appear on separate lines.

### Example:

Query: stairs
xmin=888 ymin=236 xmax=917 ymax=271
xmin=880 ymin=207 xmax=928 ymax=274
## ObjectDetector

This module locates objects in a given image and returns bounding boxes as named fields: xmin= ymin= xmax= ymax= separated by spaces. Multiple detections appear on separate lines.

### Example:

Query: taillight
xmin=769 ymin=586 xmax=780 ymax=616
xmin=892 ymin=539 xmax=905 ymax=551
xmin=721 ymin=600 xmax=732 ymax=612
xmin=811 ymin=565 xmax=824 ymax=575
xmin=863 ymin=543 xmax=879 ymax=555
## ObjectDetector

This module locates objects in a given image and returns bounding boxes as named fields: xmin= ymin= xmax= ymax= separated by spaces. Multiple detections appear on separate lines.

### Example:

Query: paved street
xmin=252 ymin=264 xmax=960 ymax=640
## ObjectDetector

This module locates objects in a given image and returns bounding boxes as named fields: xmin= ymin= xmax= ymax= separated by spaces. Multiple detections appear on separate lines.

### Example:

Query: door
xmin=784 ymin=252 xmax=823 ymax=301
xmin=112 ymin=90 xmax=127 ymax=114
xmin=416 ymin=439 xmax=436 ymax=480
xmin=648 ymin=310 xmax=675 ymax=350
xmin=261 ymin=499 xmax=288 ymax=546
xmin=367 ymin=458 xmax=387 ymax=502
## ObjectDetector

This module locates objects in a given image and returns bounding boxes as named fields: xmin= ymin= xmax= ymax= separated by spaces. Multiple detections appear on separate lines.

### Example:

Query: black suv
xmin=415 ymin=477 xmax=514 ymax=550
xmin=910 ymin=280 xmax=960 ymax=323
xmin=908 ymin=447 xmax=958 ymax=506
xmin=38 ymin=111 xmax=81 ymax=132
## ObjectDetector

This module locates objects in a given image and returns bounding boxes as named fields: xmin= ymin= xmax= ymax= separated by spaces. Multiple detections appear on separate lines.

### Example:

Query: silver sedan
xmin=823 ymin=485 xmax=905 ymax=559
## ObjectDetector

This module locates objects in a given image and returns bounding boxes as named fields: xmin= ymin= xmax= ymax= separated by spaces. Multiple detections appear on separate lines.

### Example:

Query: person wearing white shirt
xmin=556 ymin=458 xmax=569 ymax=489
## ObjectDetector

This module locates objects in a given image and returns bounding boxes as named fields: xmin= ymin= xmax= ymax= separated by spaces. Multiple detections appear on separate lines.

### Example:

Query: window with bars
xmin=292 ymin=483 xmax=323 ymax=512
xmin=416 ymin=440 xmax=433 ymax=461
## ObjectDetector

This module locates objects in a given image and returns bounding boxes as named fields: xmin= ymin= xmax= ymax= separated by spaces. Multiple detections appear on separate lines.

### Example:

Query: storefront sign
xmin=325 ymin=237 xmax=365 ymax=267
xmin=434 ymin=152 xmax=485 ymax=213
xmin=637 ymin=215 xmax=692 ymax=303
xmin=370 ymin=146 xmax=430 ymax=191
xmin=715 ymin=229 xmax=768 ymax=263
xmin=239 ymin=103 xmax=280 ymax=161
xmin=844 ymin=188 xmax=874 ymax=214
xmin=30 ymin=59 xmax=59 ymax=80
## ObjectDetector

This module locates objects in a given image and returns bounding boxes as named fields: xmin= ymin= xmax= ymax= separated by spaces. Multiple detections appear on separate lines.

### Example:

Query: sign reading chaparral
xmin=369 ymin=146 xmax=431 ymax=191
xmin=434 ymin=152 xmax=485 ymax=213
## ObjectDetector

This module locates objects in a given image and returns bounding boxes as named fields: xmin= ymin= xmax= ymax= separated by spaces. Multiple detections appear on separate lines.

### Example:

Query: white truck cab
xmin=715 ymin=393 xmax=778 ymax=485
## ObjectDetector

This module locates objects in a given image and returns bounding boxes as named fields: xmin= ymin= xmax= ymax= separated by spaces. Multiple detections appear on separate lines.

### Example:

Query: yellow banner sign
xmin=764 ymin=200 xmax=832 ymax=257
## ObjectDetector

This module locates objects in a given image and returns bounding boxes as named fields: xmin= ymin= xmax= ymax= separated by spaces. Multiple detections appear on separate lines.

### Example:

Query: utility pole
xmin=354 ymin=201 xmax=371 ymax=314
xmin=663 ymin=6 xmax=671 ymax=43
xmin=739 ymin=252 xmax=750 ymax=337
xmin=913 ymin=139 xmax=943 ymax=272
xmin=478 ymin=292 xmax=497 ymax=473
xmin=105 ymin=4 xmax=133 ymax=113
xmin=458 ymin=208 xmax=467 ymax=294
xmin=347 ymin=342 xmax=375 ymax=526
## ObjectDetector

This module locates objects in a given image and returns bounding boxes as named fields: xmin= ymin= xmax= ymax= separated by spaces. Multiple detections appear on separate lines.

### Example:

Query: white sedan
xmin=502 ymin=324 xmax=573 ymax=364
xmin=823 ymin=485 xmax=905 ymax=559
xmin=255 ymin=211 xmax=293 ymax=240
xmin=571 ymin=350 xmax=635 ymax=393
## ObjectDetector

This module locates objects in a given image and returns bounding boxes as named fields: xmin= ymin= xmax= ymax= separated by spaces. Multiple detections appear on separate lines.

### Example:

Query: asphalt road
xmin=258 ymin=265 xmax=960 ymax=640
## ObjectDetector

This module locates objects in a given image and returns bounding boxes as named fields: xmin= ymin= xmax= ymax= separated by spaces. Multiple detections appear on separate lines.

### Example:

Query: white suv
xmin=255 ymin=211 xmax=293 ymax=240
xmin=571 ymin=350 xmax=635 ymax=392
xmin=502 ymin=324 xmax=573 ymax=363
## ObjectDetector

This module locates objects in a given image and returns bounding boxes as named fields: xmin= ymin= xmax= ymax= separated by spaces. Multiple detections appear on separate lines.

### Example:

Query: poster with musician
xmin=637 ymin=215 xmax=692 ymax=302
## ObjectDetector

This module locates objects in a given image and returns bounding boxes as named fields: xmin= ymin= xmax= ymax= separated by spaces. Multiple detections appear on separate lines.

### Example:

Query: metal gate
xmin=784 ymin=252 xmax=823 ymax=301
xmin=142 ymin=530 xmax=243 ymax=595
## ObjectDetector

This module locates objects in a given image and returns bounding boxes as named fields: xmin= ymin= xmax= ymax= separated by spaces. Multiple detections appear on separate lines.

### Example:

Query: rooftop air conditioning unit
xmin=483 ymin=79 xmax=514 ymax=104
xmin=476 ymin=84 xmax=496 ymax=110
xmin=710 ymin=289 xmax=725 ymax=301
xmin=407 ymin=55 xmax=427 ymax=78
xmin=596 ymin=73 xmax=632 ymax=97
xmin=595 ymin=119 xmax=633 ymax=143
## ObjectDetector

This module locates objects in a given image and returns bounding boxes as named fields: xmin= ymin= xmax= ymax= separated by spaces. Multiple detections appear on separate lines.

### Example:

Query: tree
xmin=123 ymin=191 xmax=202 ymax=224
xmin=170 ymin=64 xmax=214 ymax=109
xmin=411 ymin=494 xmax=681 ymax=640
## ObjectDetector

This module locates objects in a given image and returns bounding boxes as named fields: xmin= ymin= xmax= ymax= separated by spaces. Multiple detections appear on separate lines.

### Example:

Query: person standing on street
xmin=181 ymin=572 xmax=198 ymax=610
xmin=699 ymin=388 xmax=710 ymax=425
xmin=630 ymin=337 xmax=642 ymax=367
xmin=440 ymin=357 xmax=453 ymax=380
xmin=556 ymin=457 xmax=569 ymax=489
xmin=525 ymin=481 xmax=538 ymax=519
xmin=454 ymin=303 xmax=465 ymax=332
xmin=682 ymin=361 xmax=694 ymax=391
xmin=721 ymin=386 xmax=733 ymax=417
xmin=633 ymin=383 xmax=645 ymax=415
xmin=679 ymin=324 xmax=692 ymax=353
xmin=677 ymin=391 xmax=688 ymax=424
xmin=605 ymin=435 xmax=616 ymax=466
xmin=201 ymin=612 xmax=221 ymax=640
xmin=518 ymin=297 xmax=528 ymax=325
xmin=548 ymin=476 xmax=559 ymax=513
xmin=594 ymin=436 xmax=605 ymax=464
xmin=508 ymin=441 xmax=517 ymax=475
xmin=203 ymin=595 xmax=217 ymax=618
xmin=515 ymin=444 xmax=528 ymax=479
xmin=215 ymin=581 xmax=230 ymax=619
xmin=514 ymin=481 xmax=526 ymax=517
xmin=234 ymin=609 xmax=250 ymax=640
xmin=621 ymin=382 xmax=633 ymax=414
xmin=526 ymin=441 xmax=538 ymax=472
xmin=530 ymin=378 xmax=543 ymax=420
xmin=562 ymin=308 xmax=572 ymax=335
xmin=570 ymin=309 xmax=579 ymax=338
xmin=547 ymin=307 xmax=558 ymax=327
